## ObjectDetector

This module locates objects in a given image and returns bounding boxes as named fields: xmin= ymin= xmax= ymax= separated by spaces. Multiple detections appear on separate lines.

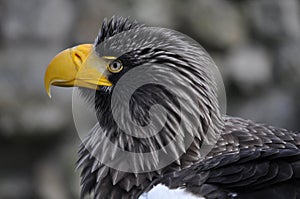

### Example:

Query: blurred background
xmin=0 ymin=0 xmax=300 ymax=198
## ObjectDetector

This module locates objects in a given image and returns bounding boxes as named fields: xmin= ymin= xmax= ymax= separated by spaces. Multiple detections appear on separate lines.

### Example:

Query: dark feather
xmin=74 ymin=16 xmax=300 ymax=199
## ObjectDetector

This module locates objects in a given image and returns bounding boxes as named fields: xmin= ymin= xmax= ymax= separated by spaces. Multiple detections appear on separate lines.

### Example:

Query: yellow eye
xmin=108 ymin=60 xmax=123 ymax=73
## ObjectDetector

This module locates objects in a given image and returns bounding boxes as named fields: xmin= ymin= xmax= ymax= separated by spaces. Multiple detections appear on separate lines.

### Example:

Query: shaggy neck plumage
xmin=77 ymin=64 xmax=224 ymax=198
xmin=77 ymin=16 xmax=225 ymax=199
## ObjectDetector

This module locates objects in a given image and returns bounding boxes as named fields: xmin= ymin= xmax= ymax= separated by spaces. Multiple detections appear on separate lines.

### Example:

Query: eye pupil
xmin=109 ymin=60 xmax=123 ymax=73
xmin=113 ymin=62 xmax=119 ymax=69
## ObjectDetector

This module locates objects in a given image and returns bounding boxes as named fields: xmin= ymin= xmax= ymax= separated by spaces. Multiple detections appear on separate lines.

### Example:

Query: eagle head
xmin=44 ymin=16 xmax=224 ymax=198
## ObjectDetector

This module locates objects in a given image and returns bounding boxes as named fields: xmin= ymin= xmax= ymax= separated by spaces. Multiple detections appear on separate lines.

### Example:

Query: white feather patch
xmin=138 ymin=184 xmax=204 ymax=199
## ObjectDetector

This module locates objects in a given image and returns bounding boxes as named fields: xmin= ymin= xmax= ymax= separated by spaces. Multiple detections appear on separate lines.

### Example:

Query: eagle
xmin=44 ymin=16 xmax=300 ymax=199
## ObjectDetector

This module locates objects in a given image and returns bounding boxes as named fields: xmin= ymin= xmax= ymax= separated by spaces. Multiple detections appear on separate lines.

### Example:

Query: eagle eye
xmin=108 ymin=60 xmax=123 ymax=73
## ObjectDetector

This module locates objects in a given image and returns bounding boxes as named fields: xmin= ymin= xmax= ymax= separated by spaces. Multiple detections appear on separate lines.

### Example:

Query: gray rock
xmin=230 ymin=89 xmax=296 ymax=129
xmin=0 ymin=176 xmax=33 ymax=199
xmin=224 ymin=45 xmax=272 ymax=90
xmin=71 ymin=0 xmax=175 ymax=43
xmin=244 ymin=0 xmax=300 ymax=43
xmin=185 ymin=0 xmax=246 ymax=49
xmin=276 ymin=42 xmax=300 ymax=83
xmin=35 ymin=158 xmax=71 ymax=199
xmin=71 ymin=0 xmax=129 ymax=42
xmin=0 ymin=44 xmax=73 ymax=135
xmin=130 ymin=0 xmax=175 ymax=28
xmin=2 ymin=0 xmax=74 ymax=44
xmin=35 ymin=0 xmax=75 ymax=43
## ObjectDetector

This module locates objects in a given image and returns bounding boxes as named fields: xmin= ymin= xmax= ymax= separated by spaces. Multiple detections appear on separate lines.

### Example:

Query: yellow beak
xmin=44 ymin=44 xmax=112 ymax=97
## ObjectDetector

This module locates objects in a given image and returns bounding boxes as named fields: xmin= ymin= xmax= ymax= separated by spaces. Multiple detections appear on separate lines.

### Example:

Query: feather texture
xmin=74 ymin=16 xmax=300 ymax=199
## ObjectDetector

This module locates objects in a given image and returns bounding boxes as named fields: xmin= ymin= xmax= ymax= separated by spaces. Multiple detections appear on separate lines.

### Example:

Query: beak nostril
xmin=74 ymin=52 xmax=83 ymax=64
xmin=71 ymin=44 xmax=93 ymax=68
